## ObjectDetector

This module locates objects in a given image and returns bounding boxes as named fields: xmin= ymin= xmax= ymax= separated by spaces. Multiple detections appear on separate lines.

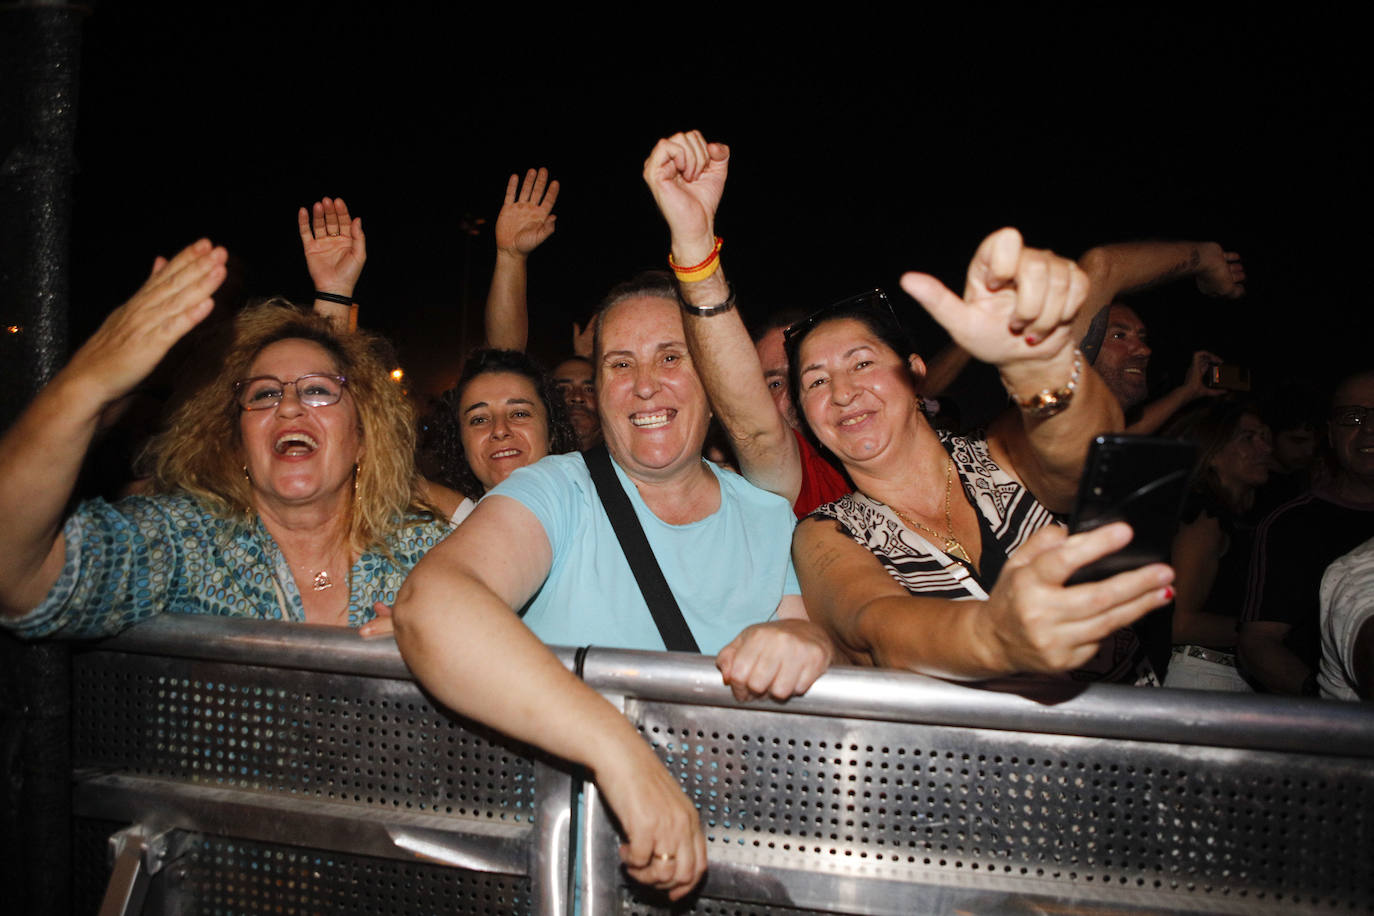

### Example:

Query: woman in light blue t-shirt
xmin=393 ymin=277 xmax=839 ymax=901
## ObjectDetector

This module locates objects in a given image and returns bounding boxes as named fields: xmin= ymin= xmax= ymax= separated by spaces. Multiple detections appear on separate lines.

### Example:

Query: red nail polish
xmin=1025 ymin=334 xmax=1039 ymax=346
xmin=1163 ymin=586 xmax=1175 ymax=601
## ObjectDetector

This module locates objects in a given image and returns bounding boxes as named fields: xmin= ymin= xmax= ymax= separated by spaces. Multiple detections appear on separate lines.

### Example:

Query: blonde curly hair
xmin=147 ymin=300 xmax=431 ymax=554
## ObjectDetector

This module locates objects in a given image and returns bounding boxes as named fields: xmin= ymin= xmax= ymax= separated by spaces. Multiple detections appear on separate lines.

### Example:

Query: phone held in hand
xmin=1204 ymin=363 xmax=1251 ymax=391
xmin=1066 ymin=435 xmax=1197 ymax=585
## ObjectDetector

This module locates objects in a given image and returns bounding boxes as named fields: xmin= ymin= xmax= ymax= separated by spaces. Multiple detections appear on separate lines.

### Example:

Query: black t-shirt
xmin=1242 ymin=492 xmax=1374 ymax=670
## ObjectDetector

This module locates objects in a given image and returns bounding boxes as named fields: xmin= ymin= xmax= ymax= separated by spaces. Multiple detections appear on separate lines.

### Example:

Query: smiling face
xmin=239 ymin=338 xmax=362 ymax=515
xmin=552 ymin=356 xmax=601 ymax=448
xmin=1329 ymin=373 xmax=1374 ymax=485
xmin=596 ymin=295 xmax=710 ymax=482
xmin=795 ymin=317 xmax=925 ymax=467
xmin=1094 ymin=305 xmax=1152 ymax=409
xmin=458 ymin=371 xmax=551 ymax=491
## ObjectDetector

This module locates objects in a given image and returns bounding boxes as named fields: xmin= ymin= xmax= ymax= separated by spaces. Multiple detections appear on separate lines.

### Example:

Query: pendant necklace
xmin=889 ymin=458 xmax=973 ymax=564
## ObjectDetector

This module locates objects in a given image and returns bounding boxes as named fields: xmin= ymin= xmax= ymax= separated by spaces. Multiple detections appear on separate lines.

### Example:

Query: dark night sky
xmin=65 ymin=5 xmax=1370 ymax=412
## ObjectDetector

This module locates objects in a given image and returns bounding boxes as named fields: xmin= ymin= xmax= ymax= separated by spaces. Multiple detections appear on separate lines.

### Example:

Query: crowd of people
xmin=1 ymin=130 xmax=1370 ymax=899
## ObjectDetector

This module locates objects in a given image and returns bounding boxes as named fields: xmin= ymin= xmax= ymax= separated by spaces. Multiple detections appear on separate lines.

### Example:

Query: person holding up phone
xmin=784 ymin=277 xmax=1175 ymax=684
xmin=641 ymin=129 xmax=1175 ymax=684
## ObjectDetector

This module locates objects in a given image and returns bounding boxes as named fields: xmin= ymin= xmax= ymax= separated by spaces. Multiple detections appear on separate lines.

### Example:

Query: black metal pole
xmin=0 ymin=2 xmax=87 ymax=913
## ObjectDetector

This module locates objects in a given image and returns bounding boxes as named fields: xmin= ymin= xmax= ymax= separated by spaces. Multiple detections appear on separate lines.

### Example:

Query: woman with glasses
xmin=0 ymin=241 xmax=450 ymax=636
xmin=0 ymin=240 xmax=712 ymax=898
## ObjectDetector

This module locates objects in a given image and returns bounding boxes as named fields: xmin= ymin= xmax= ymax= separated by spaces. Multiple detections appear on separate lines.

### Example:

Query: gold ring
xmin=654 ymin=852 xmax=676 ymax=862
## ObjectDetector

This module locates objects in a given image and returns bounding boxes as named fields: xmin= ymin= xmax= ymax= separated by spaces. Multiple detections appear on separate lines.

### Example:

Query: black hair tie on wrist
xmin=313 ymin=290 xmax=354 ymax=305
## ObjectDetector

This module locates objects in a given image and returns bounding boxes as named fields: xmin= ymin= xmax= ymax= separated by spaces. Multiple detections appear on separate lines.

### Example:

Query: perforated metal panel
xmin=155 ymin=832 xmax=531 ymax=915
xmin=626 ymin=700 xmax=1372 ymax=915
xmin=73 ymin=650 xmax=538 ymax=822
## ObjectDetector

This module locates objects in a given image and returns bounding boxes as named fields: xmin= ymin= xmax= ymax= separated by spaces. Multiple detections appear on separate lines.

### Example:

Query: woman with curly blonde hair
xmin=149 ymin=298 xmax=433 ymax=556
xmin=0 ymin=240 xmax=451 ymax=637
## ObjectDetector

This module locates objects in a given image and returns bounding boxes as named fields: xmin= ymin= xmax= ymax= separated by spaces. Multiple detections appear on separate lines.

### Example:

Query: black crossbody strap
xmin=582 ymin=444 xmax=700 ymax=653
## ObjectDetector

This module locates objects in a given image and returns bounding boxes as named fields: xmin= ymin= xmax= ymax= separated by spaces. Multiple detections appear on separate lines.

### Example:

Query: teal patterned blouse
xmin=3 ymin=493 xmax=453 ymax=639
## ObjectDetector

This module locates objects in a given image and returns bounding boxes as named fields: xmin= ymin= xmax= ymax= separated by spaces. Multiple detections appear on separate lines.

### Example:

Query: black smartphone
xmin=1065 ymin=435 xmax=1197 ymax=585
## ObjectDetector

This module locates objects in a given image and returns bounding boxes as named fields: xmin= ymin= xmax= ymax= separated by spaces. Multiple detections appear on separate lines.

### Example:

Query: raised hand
xmin=1195 ymin=245 xmax=1246 ymax=299
xmin=1183 ymin=349 xmax=1227 ymax=399
xmin=571 ymin=314 xmax=597 ymax=359
xmin=900 ymin=228 xmax=1090 ymax=370
xmin=979 ymin=523 xmax=1175 ymax=674
xmin=298 ymin=196 xmax=366 ymax=297
xmin=64 ymin=239 xmax=228 ymax=408
xmin=643 ymin=130 xmax=729 ymax=262
xmin=495 ymin=168 xmax=559 ymax=256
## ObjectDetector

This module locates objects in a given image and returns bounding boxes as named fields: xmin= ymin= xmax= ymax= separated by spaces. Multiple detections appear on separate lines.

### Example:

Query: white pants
xmin=1164 ymin=647 xmax=1253 ymax=692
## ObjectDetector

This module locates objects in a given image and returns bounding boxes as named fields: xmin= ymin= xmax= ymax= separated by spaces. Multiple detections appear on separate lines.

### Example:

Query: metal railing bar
xmin=74 ymin=772 xmax=532 ymax=874
xmin=91 ymin=614 xmax=579 ymax=677
xmin=580 ymin=649 xmax=1374 ymax=758
xmin=92 ymin=617 xmax=1374 ymax=757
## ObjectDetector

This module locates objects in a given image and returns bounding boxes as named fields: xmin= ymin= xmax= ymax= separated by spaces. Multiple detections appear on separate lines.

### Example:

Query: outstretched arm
xmin=393 ymin=496 xmax=706 ymax=899
xmin=485 ymin=168 xmax=559 ymax=350
xmin=643 ymin=130 xmax=802 ymax=503
xmin=794 ymin=516 xmax=1174 ymax=678
xmin=299 ymin=196 xmax=366 ymax=331
xmin=0 ymin=240 xmax=228 ymax=617
xmin=902 ymin=229 xmax=1121 ymax=513
xmin=1075 ymin=240 xmax=1245 ymax=342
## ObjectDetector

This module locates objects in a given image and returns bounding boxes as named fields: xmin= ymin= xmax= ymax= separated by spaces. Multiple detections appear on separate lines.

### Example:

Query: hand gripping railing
xmin=71 ymin=615 xmax=575 ymax=916
xmin=578 ymin=650 xmax=1374 ymax=916
xmin=71 ymin=616 xmax=1374 ymax=915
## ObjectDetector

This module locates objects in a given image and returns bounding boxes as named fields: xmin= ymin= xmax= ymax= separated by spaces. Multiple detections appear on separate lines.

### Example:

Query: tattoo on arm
xmin=1157 ymin=248 xmax=1202 ymax=284
xmin=810 ymin=544 xmax=841 ymax=578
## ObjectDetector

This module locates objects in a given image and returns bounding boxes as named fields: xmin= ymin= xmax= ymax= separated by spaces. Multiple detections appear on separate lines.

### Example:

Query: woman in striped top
xmin=788 ymin=230 xmax=1174 ymax=684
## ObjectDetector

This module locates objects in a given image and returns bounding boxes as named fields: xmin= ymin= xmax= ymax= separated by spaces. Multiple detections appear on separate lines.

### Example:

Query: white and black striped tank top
xmin=811 ymin=432 xmax=1157 ymax=686
xmin=811 ymin=432 xmax=1057 ymax=600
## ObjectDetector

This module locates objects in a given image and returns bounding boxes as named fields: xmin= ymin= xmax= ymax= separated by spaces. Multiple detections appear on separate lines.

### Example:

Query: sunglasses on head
xmin=782 ymin=289 xmax=900 ymax=350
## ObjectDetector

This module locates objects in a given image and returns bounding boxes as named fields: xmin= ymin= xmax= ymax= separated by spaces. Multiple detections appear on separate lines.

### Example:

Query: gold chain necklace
xmin=888 ymin=458 xmax=973 ymax=564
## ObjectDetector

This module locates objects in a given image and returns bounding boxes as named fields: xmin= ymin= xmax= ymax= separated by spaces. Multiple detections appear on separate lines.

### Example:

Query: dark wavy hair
xmin=783 ymin=290 xmax=919 ymax=449
xmin=433 ymin=348 xmax=579 ymax=500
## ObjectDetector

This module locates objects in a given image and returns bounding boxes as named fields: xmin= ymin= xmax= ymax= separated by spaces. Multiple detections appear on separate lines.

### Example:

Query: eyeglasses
xmin=782 ymin=289 xmax=898 ymax=350
xmin=1331 ymin=405 xmax=1373 ymax=428
xmin=234 ymin=374 xmax=348 ymax=411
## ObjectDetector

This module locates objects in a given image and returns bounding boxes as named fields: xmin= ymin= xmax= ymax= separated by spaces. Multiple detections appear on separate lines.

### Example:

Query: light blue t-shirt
xmin=487 ymin=453 xmax=800 ymax=654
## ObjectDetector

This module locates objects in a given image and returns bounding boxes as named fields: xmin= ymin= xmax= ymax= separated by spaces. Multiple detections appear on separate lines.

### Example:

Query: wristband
xmin=668 ymin=237 xmax=723 ymax=283
xmin=314 ymin=290 xmax=355 ymax=306
xmin=677 ymin=281 xmax=736 ymax=317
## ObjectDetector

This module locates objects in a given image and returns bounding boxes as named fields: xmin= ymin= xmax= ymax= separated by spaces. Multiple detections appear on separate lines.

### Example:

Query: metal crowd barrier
xmin=72 ymin=616 xmax=1374 ymax=915
xmin=71 ymin=616 xmax=574 ymax=916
